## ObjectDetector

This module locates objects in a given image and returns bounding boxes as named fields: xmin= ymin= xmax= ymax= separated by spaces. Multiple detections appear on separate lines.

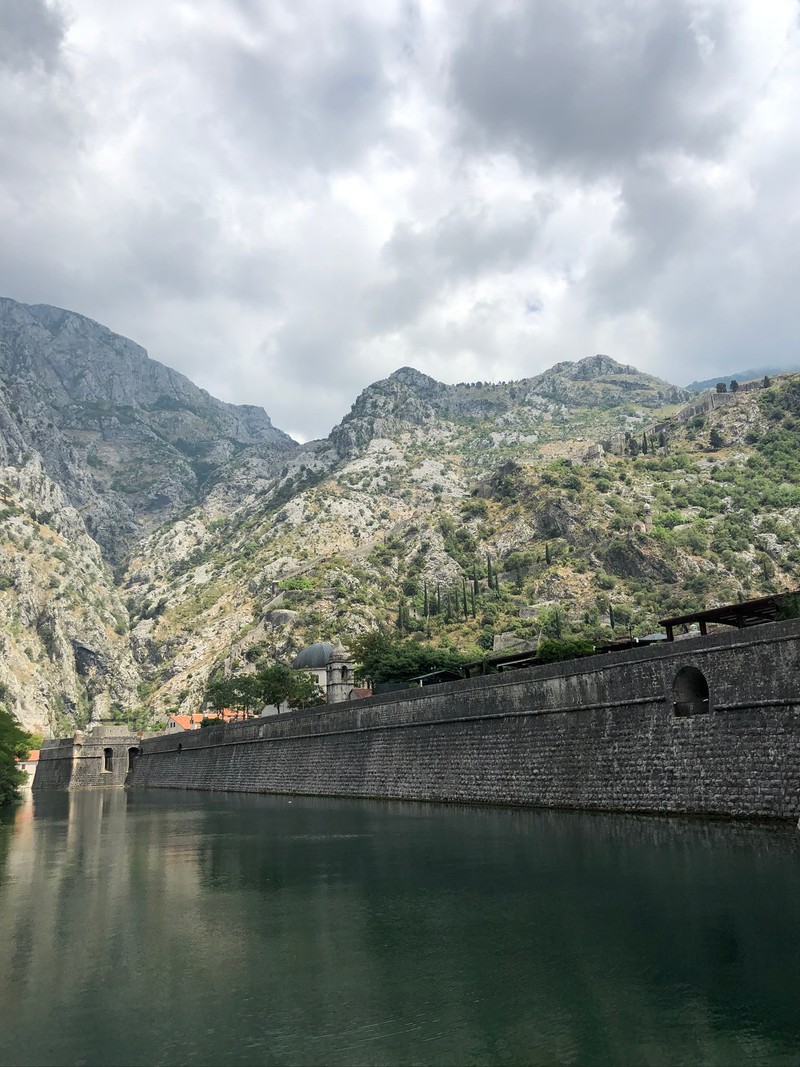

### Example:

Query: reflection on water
xmin=0 ymin=790 xmax=799 ymax=1067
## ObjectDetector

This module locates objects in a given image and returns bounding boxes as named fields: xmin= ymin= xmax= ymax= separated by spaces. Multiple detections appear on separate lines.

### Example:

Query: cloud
xmin=0 ymin=0 xmax=798 ymax=439
xmin=0 ymin=0 xmax=79 ymax=191
xmin=0 ymin=0 xmax=66 ymax=72
xmin=449 ymin=0 xmax=742 ymax=178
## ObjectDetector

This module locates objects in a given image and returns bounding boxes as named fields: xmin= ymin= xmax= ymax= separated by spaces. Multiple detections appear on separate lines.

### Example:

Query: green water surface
xmin=0 ymin=790 xmax=798 ymax=1066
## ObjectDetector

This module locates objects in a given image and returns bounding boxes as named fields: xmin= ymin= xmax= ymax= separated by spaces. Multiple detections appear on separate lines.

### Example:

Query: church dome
xmin=291 ymin=642 xmax=334 ymax=669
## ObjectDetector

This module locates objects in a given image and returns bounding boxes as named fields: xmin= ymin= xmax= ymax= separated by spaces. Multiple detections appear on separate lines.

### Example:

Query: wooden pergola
xmin=659 ymin=591 xmax=797 ymax=641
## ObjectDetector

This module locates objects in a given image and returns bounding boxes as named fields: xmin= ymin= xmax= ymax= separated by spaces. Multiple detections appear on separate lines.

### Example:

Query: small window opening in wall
xmin=672 ymin=666 xmax=710 ymax=716
xmin=127 ymin=747 xmax=140 ymax=772
xmin=177 ymin=743 xmax=183 ymax=753
xmin=103 ymin=747 xmax=113 ymax=772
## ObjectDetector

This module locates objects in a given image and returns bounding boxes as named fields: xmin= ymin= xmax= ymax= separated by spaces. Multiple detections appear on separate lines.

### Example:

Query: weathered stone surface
xmin=0 ymin=297 xmax=297 ymax=562
xmin=35 ymin=725 xmax=141 ymax=789
xmin=125 ymin=619 xmax=800 ymax=821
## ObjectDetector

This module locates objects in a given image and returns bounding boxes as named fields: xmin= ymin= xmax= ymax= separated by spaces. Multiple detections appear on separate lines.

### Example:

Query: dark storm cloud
xmin=0 ymin=0 xmax=66 ymax=72
xmin=450 ymin=0 xmax=736 ymax=177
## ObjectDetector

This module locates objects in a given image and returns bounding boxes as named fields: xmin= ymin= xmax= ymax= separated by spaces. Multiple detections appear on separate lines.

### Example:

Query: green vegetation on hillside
xmin=124 ymin=374 xmax=800 ymax=718
xmin=0 ymin=698 xmax=35 ymax=806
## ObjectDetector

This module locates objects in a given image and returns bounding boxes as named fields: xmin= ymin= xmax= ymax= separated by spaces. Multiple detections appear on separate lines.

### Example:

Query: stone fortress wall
xmin=591 ymin=375 xmax=768 ymax=460
xmin=35 ymin=724 xmax=141 ymax=790
xmin=118 ymin=619 xmax=800 ymax=821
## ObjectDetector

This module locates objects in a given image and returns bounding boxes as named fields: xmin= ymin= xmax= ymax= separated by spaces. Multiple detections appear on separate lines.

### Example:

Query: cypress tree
xmin=423 ymin=580 xmax=429 ymax=618
xmin=545 ymin=542 xmax=551 ymax=566
xmin=486 ymin=553 xmax=493 ymax=586
xmin=609 ymin=603 xmax=615 ymax=631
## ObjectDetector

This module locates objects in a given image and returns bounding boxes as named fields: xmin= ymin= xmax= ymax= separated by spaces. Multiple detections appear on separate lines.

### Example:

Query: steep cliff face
xmin=0 ymin=455 xmax=140 ymax=734
xmin=0 ymin=298 xmax=297 ymax=563
xmin=0 ymin=298 xmax=298 ymax=732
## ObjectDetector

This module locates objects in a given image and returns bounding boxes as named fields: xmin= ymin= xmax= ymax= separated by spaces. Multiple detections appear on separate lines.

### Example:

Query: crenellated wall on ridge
xmin=127 ymin=620 xmax=800 ymax=820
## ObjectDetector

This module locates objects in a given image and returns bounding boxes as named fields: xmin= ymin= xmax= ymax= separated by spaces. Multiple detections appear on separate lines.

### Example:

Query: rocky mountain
xmin=0 ymin=454 xmax=140 ymax=736
xmin=686 ymin=366 xmax=800 ymax=392
xmin=1 ymin=296 xmax=798 ymax=736
xmin=330 ymin=357 xmax=688 ymax=458
xmin=0 ymin=298 xmax=297 ymax=564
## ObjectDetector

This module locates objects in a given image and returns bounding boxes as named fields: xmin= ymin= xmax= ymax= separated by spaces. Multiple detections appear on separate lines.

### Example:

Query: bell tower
xmin=326 ymin=642 xmax=353 ymax=704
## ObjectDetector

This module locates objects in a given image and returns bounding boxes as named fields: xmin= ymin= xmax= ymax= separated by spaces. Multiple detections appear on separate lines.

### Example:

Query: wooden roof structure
xmin=659 ymin=591 xmax=798 ymax=640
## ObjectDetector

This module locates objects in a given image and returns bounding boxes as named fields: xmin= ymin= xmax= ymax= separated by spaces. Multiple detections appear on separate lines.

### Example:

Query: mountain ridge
xmin=0 ymin=297 xmax=797 ymax=735
xmin=0 ymin=298 xmax=298 ymax=563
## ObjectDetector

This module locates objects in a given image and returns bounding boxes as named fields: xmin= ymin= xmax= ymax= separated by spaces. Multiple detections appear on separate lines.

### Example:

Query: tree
xmin=538 ymin=605 xmax=564 ymax=640
xmin=0 ymin=706 xmax=34 ymax=807
xmin=716 ymin=382 xmax=727 ymax=393
xmin=254 ymin=664 xmax=322 ymax=713
xmin=730 ymin=379 xmax=739 ymax=392
xmin=206 ymin=675 xmax=259 ymax=716
xmin=641 ymin=431 xmax=648 ymax=454
xmin=709 ymin=429 xmax=725 ymax=451
xmin=536 ymin=637 xmax=593 ymax=663
xmin=350 ymin=630 xmax=469 ymax=686
xmin=763 ymin=375 xmax=772 ymax=389
xmin=206 ymin=676 xmax=234 ymax=712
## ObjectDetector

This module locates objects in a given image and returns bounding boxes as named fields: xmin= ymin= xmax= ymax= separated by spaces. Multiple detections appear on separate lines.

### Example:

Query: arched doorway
xmin=672 ymin=666 xmax=710 ymax=716
xmin=127 ymin=747 xmax=140 ymax=772
xmin=103 ymin=747 xmax=114 ymax=772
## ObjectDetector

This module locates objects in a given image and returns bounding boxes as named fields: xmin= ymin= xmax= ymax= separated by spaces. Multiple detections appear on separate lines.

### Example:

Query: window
xmin=127 ymin=747 xmax=140 ymax=771
xmin=103 ymin=747 xmax=113 ymax=772
xmin=672 ymin=666 xmax=710 ymax=716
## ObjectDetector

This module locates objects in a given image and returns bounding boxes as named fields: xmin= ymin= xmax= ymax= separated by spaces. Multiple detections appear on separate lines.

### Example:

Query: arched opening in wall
xmin=672 ymin=666 xmax=710 ymax=716
xmin=103 ymin=747 xmax=113 ymax=772
xmin=127 ymin=747 xmax=140 ymax=772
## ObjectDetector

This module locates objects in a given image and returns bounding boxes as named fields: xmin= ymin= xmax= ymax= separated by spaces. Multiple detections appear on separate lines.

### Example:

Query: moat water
xmin=1 ymin=791 xmax=799 ymax=1067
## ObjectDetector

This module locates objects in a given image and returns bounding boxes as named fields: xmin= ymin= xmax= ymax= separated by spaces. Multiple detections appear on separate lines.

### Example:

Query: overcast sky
xmin=1 ymin=0 xmax=799 ymax=440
